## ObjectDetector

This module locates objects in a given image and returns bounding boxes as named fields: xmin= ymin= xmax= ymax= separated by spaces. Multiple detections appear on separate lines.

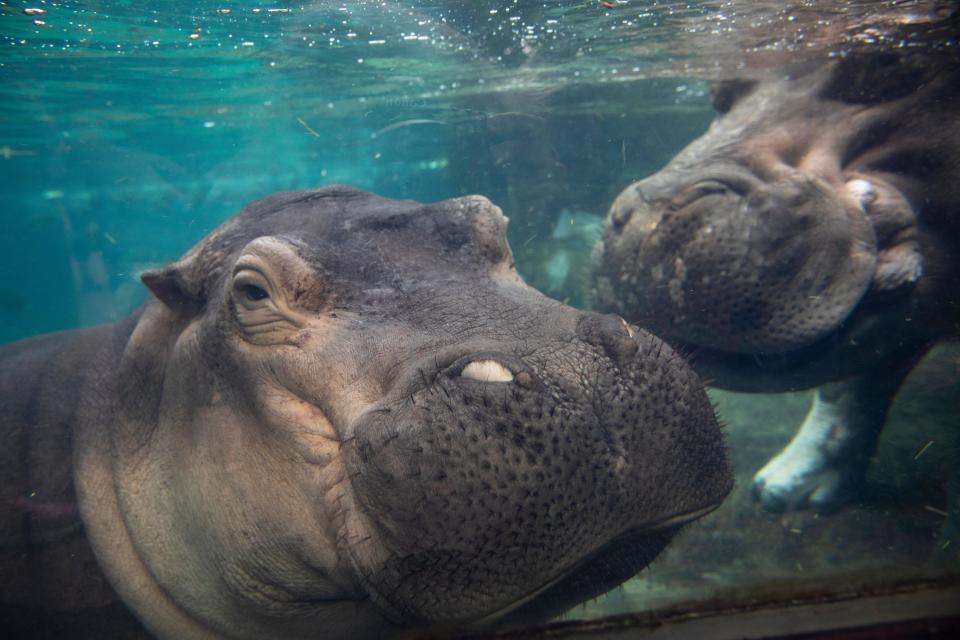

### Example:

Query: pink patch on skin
xmin=15 ymin=495 xmax=80 ymax=520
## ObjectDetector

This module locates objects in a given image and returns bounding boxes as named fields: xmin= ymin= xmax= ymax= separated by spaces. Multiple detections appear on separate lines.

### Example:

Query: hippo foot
xmin=751 ymin=384 xmax=885 ymax=513
xmin=751 ymin=438 xmax=860 ymax=513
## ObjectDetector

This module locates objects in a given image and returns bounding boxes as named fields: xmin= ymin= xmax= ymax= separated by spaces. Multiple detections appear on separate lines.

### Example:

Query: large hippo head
xmin=75 ymin=186 xmax=731 ymax=639
xmin=594 ymin=52 xmax=960 ymax=390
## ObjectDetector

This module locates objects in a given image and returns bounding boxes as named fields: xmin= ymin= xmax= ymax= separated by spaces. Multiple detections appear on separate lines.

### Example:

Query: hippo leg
xmin=751 ymin=358 xmax=915 ymax=512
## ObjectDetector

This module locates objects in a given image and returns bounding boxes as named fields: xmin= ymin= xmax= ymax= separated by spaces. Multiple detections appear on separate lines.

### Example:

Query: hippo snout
xmin=342 ymin=322 xmax=731 ymax=626
xmin=600 ymin=169 xmax=879 ymax=354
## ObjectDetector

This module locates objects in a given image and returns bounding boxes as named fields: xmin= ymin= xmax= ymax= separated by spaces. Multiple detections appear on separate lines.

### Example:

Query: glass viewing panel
xmin=1 ymin=1 xmax=957 ymax=638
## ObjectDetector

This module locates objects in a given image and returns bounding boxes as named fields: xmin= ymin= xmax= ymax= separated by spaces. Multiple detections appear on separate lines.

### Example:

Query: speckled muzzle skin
xmin=599 ymin=166 xmax=876 ymax=355
xmin=346 ymin=315 xmax=729 ymax=626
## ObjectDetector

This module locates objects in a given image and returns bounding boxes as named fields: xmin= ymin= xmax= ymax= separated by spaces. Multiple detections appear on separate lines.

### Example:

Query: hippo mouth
xmin=488 ymin=502 xmax=724 ymax=628
xmin=355 ymin=503 xmax=724 ymax=633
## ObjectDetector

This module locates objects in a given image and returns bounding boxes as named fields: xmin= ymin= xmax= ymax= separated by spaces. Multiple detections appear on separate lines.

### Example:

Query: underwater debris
xmin=296 ymin=117 xmax=321 ymax=138
xmin=913 ymin=440 xmax=934 ymax=460
xmin=372 ymin=119 xmax=446 ymax=138
xmin=0 ymin=145 xmax=36 ymax=159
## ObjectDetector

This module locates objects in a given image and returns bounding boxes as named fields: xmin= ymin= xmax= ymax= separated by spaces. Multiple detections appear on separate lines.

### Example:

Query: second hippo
xmin=594 ymin=51 xmax=959 ymax=512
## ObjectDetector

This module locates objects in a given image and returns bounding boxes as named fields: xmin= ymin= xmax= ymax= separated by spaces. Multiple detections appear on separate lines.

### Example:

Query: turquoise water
xmin=2 ymin=1 xmax=958 ymax=635
xmin=6 ymin=0 xmax=937 ymax=342
xmin=0 ymin=0 xmax=728 ymax=342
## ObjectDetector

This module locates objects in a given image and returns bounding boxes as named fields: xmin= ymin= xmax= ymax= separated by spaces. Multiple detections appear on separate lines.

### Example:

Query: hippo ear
xmin=711 ymin=79 xmax=757 ymax=114
xmin=141 ymin=258 xmax=205 ymax=317
xmin=820 ymin=53 xmax=933 ymax=104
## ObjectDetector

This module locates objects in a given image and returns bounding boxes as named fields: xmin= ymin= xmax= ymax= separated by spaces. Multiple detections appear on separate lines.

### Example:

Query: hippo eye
xmin=846 ymin=179 xmax=876 ymax=211
xmin=670 ymin=181 xmax=732 ymax=209
xmin=230 ymin=246 xmax=308 ymax=343
xmin=232 ymin=270 xmax=273 ymax=307
xmin=241 ymin=283 xmax=269 ymax=301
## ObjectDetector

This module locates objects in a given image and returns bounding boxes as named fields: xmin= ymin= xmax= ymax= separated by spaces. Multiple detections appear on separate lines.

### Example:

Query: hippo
xmin=593 ymin=51 xmax=959 ymax=512
xmin=1 ymin=186 xmax=731 ymax=639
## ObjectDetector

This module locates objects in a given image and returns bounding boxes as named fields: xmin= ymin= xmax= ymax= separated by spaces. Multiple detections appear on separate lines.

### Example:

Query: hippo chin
xmin=593 ymin=51 xmax=959 ymax=513
xmin=1 ymin=186 xmax=731 ymax=639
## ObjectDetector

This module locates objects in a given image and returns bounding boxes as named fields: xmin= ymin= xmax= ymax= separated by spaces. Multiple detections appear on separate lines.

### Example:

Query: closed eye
xmin=669 ymin=181 xmax=733 ymax=210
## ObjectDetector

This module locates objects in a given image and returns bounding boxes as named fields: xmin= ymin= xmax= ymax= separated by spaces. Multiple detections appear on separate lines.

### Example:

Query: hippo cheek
xmin=625 ymin=175 xmax=878 ymax=354
xmin=337 ymin=340 xmax=730 ymax=627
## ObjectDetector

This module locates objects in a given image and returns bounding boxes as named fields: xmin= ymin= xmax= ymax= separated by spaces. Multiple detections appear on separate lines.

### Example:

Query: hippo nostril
xmin=610 ymin=205 xmax=634 ymax=230
xmin=577 ymin=313 xmax=639 ymax=365
xmin=460 ymin=360 xmax=514 ymax=383
xmin=514 ymin=371 xmax=535 ymax=388
xmin=609 ymin=331 xmax=639 ymax=363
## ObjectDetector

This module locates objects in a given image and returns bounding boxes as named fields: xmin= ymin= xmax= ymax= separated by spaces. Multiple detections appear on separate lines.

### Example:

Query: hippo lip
xmin=424 ymin=501 xmax=726 ymax=631
xmin=464 ymin=501 xmax=726 ymax=628
xmin=666 ymin=298 xmax=892 ymax=392
xmin=643 ymin=501 xmax=724 ymax=530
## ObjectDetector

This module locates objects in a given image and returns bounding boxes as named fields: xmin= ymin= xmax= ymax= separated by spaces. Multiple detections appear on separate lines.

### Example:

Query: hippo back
xmin=0 ymin=319 xmax=146 ymax=636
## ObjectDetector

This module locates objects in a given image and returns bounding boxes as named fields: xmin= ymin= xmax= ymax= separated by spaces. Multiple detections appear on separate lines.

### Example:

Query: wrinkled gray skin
xmin=1 ymin=186 xmax=731 ymax=639
xmin=594 ymin=52 xmax=959 ymax=512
